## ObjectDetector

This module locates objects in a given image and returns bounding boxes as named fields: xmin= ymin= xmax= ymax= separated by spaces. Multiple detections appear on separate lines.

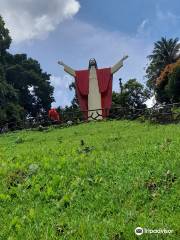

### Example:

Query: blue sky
xmin=1 ymin=0 xmax=180 ymax=107
xmin=78 ymin=0 xmax=180 ymax=35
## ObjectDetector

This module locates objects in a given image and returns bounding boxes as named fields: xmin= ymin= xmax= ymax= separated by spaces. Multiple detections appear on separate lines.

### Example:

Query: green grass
xmin=0 ymin=120 xmax=179 ymax=240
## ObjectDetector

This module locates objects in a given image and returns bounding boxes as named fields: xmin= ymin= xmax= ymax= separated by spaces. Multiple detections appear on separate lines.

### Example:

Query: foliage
xmin=0 ymin=16 xmax=11 ymax=55
xmin=146 ymin=37 xmax=180 ymax=89
xmin=0 ymin=64 xmax=23 ymax=124
xmin=69 ymin=81 xmax=79 ymax=109
xmin=0 ymin=15 xmax=54 ymax=124
xmin=168 ymin=63 xmax=180 ymax=102
xmin=112 ymin=79 xmax=150 ymax=109
xmin=156 ymin=60 xmax=180 ymax=103
xmin=58 ymin=82 xmax=81 ymax=120
xmin=4 ymin=53 xmax=54 ymax=117
xmin=0 ymin=121 xmax=179 ymax=239
xmin=156 ymin=61 xmax=179 ymax=88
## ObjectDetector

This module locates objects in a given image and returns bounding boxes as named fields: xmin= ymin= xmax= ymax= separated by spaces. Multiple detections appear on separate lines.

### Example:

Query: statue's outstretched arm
xmin=58 ymin=61 xmax=76 ymax=77
xmin=111 ymin=55 xmax=128 ymax=74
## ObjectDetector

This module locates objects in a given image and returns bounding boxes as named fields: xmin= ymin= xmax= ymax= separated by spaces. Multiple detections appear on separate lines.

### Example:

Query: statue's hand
xmin=58 ymin=60 xmax=64 ymax=66
xmin=122 ymin=55 xmax=128 ymax=61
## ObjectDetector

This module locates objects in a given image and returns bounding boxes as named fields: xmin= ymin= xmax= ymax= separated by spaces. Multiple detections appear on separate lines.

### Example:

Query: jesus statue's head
xmin=89 ymin=58 xmax=98 ymax=69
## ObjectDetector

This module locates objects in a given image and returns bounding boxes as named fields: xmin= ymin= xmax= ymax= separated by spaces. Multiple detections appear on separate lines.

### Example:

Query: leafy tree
xmin=0 ymin=15 xmax=54 ymax=125
xmin=155 ymin=60 xmax=180 ymax=103
xmin=0 ymin=16 xmax=11 ymax=55
xmin=0 ymin=16 xmax=22 ymax=125
xmin=69 ymin=81 xmax=79 ymax=109
xmin=0 ymin=64 xmax=22 ymax=124
xmin=4 ymin=53 xmax=54 ymax=117
xmin=56 ymin=82 xmax=84 ymax=122
xmin=112 ymin=79 xmax=150 ymax=110
xmin=168 ymin=64 xmax=180 ymax=102
xmin=146 ymin=37 xmax=180 ymax=89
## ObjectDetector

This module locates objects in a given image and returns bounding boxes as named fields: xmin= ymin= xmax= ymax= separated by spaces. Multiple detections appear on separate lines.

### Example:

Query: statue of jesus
xmin=58 ymin=56 xmax=128 ymax=120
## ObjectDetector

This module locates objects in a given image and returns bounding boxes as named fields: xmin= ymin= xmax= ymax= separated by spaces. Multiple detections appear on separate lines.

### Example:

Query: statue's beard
xmin=89 ymin=62 xmax=97 ymax=69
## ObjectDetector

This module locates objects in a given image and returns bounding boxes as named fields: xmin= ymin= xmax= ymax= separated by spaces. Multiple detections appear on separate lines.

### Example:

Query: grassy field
xmin=0 ymin=120 xmax=179 ymax=240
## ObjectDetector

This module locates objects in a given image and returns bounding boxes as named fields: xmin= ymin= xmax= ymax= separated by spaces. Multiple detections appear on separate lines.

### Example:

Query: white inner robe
xmin=88 ymin=66 xmax=102 ymax=120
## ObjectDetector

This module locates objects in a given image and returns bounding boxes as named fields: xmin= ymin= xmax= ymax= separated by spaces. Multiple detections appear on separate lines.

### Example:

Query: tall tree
xmin=0 ymin=15 xmax=54 ymax=126
xmin=0 ymin=64 xmax=22 ymax=124
xmin=0 ymin=16 xmax=11 ymax=55
xmin=146 ymin=37 xmax=180 ymax=89
xmin=168 ymin=62 xmax=180 ymax=102
xmin=69 ymin=81 xmax=79 ymax=109
xmin=112 ymin=79 xmax=150 ymax=109
xmin=156 ymin=60 xmax=180 ymax=103
xmin=4 ymin=53 xmax=54 ymax=117
xmin=0 ymin=16 xmax=22 ymax=125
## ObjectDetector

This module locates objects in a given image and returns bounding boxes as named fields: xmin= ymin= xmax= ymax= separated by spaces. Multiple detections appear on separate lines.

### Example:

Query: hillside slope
xmin=0 ymin=121 xmax=179 ymax=240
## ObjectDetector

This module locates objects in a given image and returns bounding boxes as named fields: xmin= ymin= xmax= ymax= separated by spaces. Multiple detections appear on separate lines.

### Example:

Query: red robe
xmin=75 ymin=68 xmax=112 ymax=119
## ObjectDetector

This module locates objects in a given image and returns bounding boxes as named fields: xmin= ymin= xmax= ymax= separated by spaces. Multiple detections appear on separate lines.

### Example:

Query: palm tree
xmin=149 ymin=37 xmax=179 ymax=66
xmin=146 ymin=37 xmax=180 ymax=89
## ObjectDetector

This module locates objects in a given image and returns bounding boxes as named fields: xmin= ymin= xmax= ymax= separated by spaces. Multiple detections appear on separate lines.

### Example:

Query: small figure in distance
xmin=48 ymin=108 xmax=60 ymax=124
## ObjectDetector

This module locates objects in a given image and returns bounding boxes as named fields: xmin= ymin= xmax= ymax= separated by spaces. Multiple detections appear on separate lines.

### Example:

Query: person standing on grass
xmin=48 ymin=108 xmax=60 ymax=122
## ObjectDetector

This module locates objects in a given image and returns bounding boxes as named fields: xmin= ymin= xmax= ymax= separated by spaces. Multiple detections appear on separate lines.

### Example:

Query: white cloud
xmin=156 ymin=7 xmax=180 ymax=24
xmin=137 ymin=19 xmax=150 ymax=36
xmin=0 ymin=0 xmax=80 ymax=43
